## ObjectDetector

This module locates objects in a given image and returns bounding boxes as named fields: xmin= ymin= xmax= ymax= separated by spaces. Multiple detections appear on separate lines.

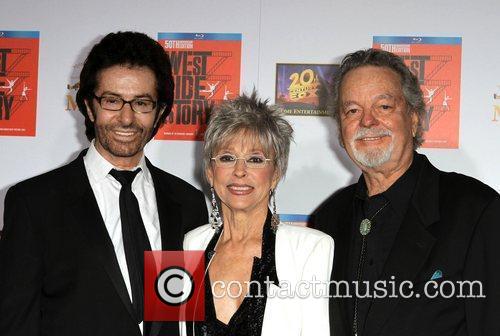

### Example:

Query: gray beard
xmin=352 ymin=141 xmax=394 ymax=168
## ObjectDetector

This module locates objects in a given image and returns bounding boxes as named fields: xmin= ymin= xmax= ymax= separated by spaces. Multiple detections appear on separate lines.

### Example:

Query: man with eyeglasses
xmin=0 ymin=32 xmax=208 ymax=336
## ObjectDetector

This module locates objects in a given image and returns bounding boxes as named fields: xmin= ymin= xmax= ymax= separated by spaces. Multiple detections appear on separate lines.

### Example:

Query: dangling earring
xmin=270 ymin=189 xmax=280 ymax=233
xmin=209 ymin=186 xmax=223 ymax=232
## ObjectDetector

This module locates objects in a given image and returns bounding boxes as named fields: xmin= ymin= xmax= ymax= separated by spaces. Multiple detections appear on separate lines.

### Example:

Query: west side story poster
xmin=157 ymin=32 xmax=242 ymax=141
xmin=373 ymin=36 xmax=462 ymax=148
xmin=0 ymin=31 xmax=39 ymax=136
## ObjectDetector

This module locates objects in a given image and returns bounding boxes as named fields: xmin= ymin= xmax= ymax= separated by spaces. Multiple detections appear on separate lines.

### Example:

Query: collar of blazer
xmin=143 ymin=156 xmax=184 ymax=252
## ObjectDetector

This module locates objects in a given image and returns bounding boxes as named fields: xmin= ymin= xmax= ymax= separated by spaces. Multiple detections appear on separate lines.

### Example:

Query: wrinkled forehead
xmin=340 ymin=65 xmax=403 ymax=100
xmin=213 ymin=128 xmax=274 ymax=157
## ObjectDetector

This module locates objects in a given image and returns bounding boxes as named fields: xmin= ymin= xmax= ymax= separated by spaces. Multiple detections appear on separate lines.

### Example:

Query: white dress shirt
xmin=84 ymin=141 xmax=161 ymax=333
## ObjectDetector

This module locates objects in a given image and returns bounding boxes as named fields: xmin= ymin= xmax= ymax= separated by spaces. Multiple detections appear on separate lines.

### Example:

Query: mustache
xmin=354 ymin=127 xmax=392 ymax=140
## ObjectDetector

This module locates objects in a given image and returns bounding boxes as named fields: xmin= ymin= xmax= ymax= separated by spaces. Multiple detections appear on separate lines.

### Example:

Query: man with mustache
xmin=314 ymin=49 xmax=500 ymax=336
xmin=0 ymin=32 xmax=208 ymax=336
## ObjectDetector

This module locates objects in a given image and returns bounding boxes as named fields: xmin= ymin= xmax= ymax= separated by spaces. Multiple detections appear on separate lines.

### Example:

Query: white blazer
xmin=180 ymin=223 xmax=334 ymax=336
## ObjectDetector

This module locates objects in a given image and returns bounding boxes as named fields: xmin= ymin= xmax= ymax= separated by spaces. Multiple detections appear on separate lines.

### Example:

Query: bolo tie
xmin=352 ymin=201 xmax=389 ymax=336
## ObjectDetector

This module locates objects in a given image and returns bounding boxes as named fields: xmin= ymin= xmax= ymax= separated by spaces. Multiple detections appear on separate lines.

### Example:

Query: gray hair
xmin=330 ymin=48 xmax=426 ymax=149
xmin=203 ymin=91 xmax=294 ymax=181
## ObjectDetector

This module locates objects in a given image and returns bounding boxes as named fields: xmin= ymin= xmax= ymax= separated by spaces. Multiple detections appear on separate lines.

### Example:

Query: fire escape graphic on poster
xmin=202 ymin=51 xmax=233 ymax=102
xmin=402 ymin=55 xmax=452 ymax=131
xmin=0 ymin=48 xmax=31 ymax=120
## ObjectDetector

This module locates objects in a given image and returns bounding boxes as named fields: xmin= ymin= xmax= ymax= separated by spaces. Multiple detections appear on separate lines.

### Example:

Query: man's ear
xmin=411 ymin=110 xmax=419 ymax=137
xmin=338 ymin=133 xmax=346 ymax=148
xmin=337 ymin=123 xmax=346 ymax=148
xmin=154 ymin=105 xmax=167 ymax=128
xmin=336 ymin=114 xmax=346 ymax=148
xmin=84 ymin=100 xmax=95 ymax=122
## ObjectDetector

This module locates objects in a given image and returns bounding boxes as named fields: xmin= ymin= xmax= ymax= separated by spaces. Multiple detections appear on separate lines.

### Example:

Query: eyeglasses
xmin=211 ymin=154 xmax=273 ymax=169
xmin=93 ymin=94 xmax=157 ymax=114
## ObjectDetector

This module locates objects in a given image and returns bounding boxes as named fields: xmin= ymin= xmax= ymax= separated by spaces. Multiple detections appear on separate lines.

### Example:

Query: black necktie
xmin=109 ymin=168 xmax=152 ymax=325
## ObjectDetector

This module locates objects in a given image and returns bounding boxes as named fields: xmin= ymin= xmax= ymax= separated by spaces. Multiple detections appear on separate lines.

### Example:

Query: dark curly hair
xmin=76 ymin=31 xmax=174 ymax=141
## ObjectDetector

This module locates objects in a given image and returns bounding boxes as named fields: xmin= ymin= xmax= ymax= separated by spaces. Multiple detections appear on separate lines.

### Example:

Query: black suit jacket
xmin=313 ymin=153 xmax=500 ymax=336
xmin=0 ymin=150 xmax=208 ymax=336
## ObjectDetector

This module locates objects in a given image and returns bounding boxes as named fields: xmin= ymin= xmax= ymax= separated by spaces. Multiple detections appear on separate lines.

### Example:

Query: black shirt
xmin=195 ymin=211 xmax=279 ymax=336
xmin=347 ymin=154 xmax=423 ymax=335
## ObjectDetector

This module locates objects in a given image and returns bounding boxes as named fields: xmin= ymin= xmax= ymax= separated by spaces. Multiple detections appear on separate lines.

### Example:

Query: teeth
xmin=115 ymin=131 xmax=135 ymax=136
xmin=229 ymin=186 xmax=252 ymax=191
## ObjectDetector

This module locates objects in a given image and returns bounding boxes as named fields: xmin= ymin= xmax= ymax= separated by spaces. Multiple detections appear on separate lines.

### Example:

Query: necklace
xmin=352 ymin=200 xmax=389 ymax=336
